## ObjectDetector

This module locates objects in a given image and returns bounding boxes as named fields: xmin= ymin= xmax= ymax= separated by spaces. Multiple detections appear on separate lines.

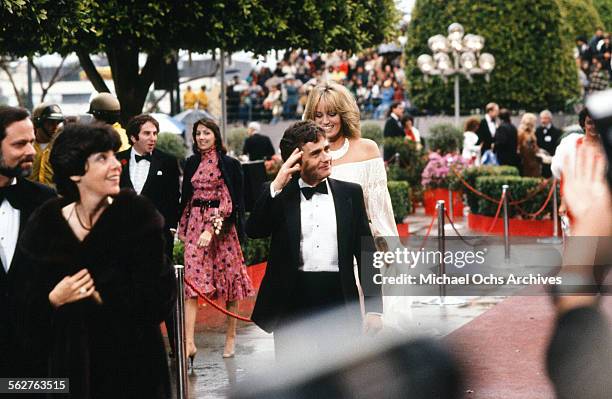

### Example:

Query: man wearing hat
xmin=242 ymin=121 xmax=275 ymax=161
xmin=30 ymin=103 xmax=64 ymax=185
xmin=88 ymin=92 xmax=130 ymax=151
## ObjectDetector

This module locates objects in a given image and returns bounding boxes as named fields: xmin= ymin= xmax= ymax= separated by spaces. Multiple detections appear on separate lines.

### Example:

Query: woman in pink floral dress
xmin=178 ymin=119 xmax=254 ymax=360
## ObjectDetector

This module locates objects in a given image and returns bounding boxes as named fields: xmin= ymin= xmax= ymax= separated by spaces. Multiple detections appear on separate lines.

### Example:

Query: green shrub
xmin=462 ymin=166 xmax=519 ymax=213
xmin=388 ymin=181 xmax=412 ymax=222
xmin=157 ymin=133 xmax=187 ymax=160
xmin=475 ymin=176 xmax=555 ymax=219
xmin=406 ymin=0 xmax=579 ymax=113
xmin=594 ymin=0 xmax=612 ymax=30
xmin=173 ymin=236 xmax=270 ymax=266
xmin=383 ymin=137 xmax=427 ymax=189
xmin=558 ymin=0 xmax=603 ymax=39
xmin=227 ymin=127 xmax=248 ymax=155
xmin=427 ymin=123 xmax=463 ymax=154
xmin=361 ymin=122 xmax=384 ymax=145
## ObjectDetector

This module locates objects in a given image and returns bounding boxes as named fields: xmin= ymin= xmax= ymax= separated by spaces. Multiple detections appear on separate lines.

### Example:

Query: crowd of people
xmin=576 ymin=28 xmax=612 ymax=96
xmin=222 ymin=49 xmax=409 ymax=124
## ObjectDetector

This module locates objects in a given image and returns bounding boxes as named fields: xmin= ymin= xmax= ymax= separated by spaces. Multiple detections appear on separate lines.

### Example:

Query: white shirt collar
xmin=298 ymin=177 xmax=328 ymax=188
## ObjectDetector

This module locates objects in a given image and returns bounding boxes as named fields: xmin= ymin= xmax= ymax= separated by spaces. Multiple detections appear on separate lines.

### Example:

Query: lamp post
xmin=417 ymin=23 xmax=495 ymax=126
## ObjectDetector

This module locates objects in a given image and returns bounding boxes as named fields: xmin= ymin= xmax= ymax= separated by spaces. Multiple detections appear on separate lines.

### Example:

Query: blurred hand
xmin=48 ymin=268 xmax=96 ymax=308
xmin=271 ymin=148 xmax=302 ymax=193
xmin=563 ymin=144 xmax=612 ymax=236
xmin=363 ymin=313 xmax=383 ymax=336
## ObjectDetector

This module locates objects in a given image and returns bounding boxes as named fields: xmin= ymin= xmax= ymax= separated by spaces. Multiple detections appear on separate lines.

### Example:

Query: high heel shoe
xmin=223 ymin=335 xmax=235 ymax=358
xmin=186 ymin=341 xmax=198 ymax=370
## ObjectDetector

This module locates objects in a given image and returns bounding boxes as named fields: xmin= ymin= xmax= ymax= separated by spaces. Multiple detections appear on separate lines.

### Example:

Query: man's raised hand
xmin=271 ymin=148 xmax=302 ymax=193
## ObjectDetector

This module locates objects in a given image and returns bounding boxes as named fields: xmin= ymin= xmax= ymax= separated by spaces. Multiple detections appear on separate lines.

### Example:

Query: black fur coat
xmin=15 ymin=189 xmax=175 ymax=399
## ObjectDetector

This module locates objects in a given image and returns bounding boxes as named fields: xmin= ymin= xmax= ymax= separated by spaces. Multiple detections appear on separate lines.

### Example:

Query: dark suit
xmin=116 ymin=148 xmax=180 ymax=257
xmin=245 ymin=177 xmax=382 ymax=334
xmin=383 ymin=115 xmax=404 ymax=138
xmin=536 ymin=125 xmax=562 ymax=178
xmin=475 ymin=117 xmax=495 ymax=155
xmin=493 ymin=122 xmax=521 ymax=169
xmin=1 ymin=178 xmax=55 ymax=377
xmin=243 ymin=133 xmax=275 ymax=161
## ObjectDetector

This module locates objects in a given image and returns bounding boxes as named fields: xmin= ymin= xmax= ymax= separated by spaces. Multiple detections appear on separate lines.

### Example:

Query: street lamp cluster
xmin=416 ymin=23 xmax=495 ymax=124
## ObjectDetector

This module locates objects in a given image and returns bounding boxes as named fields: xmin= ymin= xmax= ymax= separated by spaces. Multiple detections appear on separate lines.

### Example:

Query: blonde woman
xmin=303 ymin=82 xmax=411 ymax=328
xmin=517 ymin=113 xmax=542 ymax=177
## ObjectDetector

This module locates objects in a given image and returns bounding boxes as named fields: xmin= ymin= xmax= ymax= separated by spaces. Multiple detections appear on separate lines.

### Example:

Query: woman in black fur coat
xmin=15 ymin=123 xmax=175 ymax=398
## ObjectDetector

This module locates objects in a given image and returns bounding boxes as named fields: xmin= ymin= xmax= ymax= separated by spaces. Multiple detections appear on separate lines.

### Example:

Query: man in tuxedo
xmin=242 ymin=121 xmax=275 ymax=161
xmin=0 ymin=106 xmax=56 ymax=377
xmin=246 ymin=121 xmax=383 ymax=358
xmin=493 ymin=108 xmax=520 ymax=169
xmin=536 ymin=110 xmax=562 ymax=178
xmin=383 ymin=101 xmax=405 ymax=161
xmin=116 ymin=114 xmax=180 ymax=352
xmin=475 ymin=102 xmax=499 ymax=155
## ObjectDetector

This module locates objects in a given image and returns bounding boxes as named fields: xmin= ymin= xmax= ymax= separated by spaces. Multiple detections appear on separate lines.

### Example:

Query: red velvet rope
xmin=184 ymin=279 xmax=253 ymax=322
xmin=486 ymin=191 xmax=506 ymax=233
xmin=509 ymin=181 xmax=556 ymax=219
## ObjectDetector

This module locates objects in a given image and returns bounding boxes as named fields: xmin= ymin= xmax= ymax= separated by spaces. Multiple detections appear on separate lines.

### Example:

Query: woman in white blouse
xmin=303 ymin=82 xmax=412 ymax=329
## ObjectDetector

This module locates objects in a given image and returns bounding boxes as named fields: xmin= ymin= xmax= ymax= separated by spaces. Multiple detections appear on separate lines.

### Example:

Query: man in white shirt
xmin=0 ymin=106 xmax=55 ymax=377
xmin=246 ymin=121 xmax=382 ymax=358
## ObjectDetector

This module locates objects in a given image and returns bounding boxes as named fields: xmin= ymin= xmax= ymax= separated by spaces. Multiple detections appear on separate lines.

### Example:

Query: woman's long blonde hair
xmin=518 ymin=112 xmax=537 ymax=148
xmin=303 ymin=81 xmax=361 ymax=138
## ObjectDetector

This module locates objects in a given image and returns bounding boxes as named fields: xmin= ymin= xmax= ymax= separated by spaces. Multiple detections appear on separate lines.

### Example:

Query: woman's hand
xmin=48 ymin=268 xmax=96 ymax=308
xmin=197 ymin=230 xmax=213 ymax=247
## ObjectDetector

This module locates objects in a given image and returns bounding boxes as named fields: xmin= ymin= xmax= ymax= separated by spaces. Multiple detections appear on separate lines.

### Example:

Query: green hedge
xmin=156 ymin=133 xmax=187 ymax=160
xmin=462 ymin=166 xmax=519 ymax=214
xmin=172 ymin=236 xmax=270 ymax=267
xmin=406 ymin=0 xmax=579 ymax=113
xmin=558 ymin=0 xmax=603 ymax=39
xmin=475 ymin=176 xmax=555 ymax=220
xmin=427 ymin=123 xmax=463 ymax=154
xmin=383 ymin=137 xmax=427 ymax=189
xmin=361 ymin=122 xmax=384 ymax=145
xmin=594 ymin=0 xmax=612 ymax=30
xmin=388 ymin=180 xmax=412 ymax=222
xmin=227 ymin=127 xmax=248 ymax=155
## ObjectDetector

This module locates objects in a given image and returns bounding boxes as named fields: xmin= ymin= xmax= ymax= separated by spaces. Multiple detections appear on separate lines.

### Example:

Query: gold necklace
xmin=74 ymin=204 xmax=92 ymax=231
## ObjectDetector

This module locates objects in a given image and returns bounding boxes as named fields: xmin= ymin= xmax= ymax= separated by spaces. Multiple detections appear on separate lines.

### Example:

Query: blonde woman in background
xmin=517 ymin=113 xmax=542 ymax=177
xmin=303 ymin=82 xmax=412 ymax=329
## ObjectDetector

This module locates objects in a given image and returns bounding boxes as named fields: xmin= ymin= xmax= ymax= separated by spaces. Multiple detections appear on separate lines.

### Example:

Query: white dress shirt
xmin=129 ymin=148 xmax=151 ymax=194
xmin=486 ymin=114 xmax=497 ymax=137
xmin=271 ymin=179 xmax=339 ymax=272
xmin=0 ymin=179 xmax=20 ymax=272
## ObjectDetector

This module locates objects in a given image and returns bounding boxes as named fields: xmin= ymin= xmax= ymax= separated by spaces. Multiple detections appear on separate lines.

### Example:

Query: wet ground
xmin=168 ymin=211 xmax=514 ymax=398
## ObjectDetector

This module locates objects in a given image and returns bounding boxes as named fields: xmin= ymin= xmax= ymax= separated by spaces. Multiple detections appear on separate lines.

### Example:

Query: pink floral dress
xmin=178 ymin=149 xmax=254 ymax=301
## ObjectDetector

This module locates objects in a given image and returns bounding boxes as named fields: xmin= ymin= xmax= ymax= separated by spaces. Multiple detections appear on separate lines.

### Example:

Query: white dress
xmin=331 ymin=154 xmax=413 ymax=330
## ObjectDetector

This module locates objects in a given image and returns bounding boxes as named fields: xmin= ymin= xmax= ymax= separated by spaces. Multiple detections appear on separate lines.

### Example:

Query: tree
xmin=557 ymin=0 xmax=603 ymax=39
xmin=593 ymin=0 xmax=612 ymax=31
xmin=1 ymin=0 xmax=398 ymax=122
xmin=405 ymin=0 xmax=580 ymax=115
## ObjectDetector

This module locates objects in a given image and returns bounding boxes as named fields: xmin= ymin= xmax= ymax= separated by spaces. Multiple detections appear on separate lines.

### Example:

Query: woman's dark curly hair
xmin=50 ymin=123 xmax=121 ymax=201
xmin=192 ymin=118 xmax=226 ymax=154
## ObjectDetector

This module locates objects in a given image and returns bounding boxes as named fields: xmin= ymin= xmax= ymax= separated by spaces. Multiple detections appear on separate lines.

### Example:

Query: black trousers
xmin=274 ymin=271 xmax=361 ymax=361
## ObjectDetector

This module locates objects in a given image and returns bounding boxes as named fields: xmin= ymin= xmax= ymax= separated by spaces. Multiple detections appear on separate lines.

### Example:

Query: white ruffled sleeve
xmin=364 ymin=158 xmax=399 ymax=237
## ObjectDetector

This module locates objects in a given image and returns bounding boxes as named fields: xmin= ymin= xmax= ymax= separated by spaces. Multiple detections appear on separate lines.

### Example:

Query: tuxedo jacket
xmin=243 ymin=133 xmax=275 ymax=161
xmin=246 ymin=177 xmax=383 ymax=333
xmin=0 ymin=178 xmax=55 ymax=376
xmin=475 ymin=118 xmax=494 ymax=154
xmin=493 ymin=122 xmax=521 ymax=169
xmin=535 ymin=125 xmax=562 ymax=155
xmin=116 ymin=148 xmax=180 ymax=254
xmin=383 ymin=116 xmax=404 ymax=138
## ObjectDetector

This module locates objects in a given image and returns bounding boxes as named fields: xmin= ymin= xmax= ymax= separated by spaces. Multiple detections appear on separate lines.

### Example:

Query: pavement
xmin=169 ymin=210 xmax=510 ymax=398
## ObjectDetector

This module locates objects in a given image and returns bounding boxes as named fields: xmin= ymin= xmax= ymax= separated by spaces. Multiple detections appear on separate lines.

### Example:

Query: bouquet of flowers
xmin=421 ymin=152 xmax=468 ymax=190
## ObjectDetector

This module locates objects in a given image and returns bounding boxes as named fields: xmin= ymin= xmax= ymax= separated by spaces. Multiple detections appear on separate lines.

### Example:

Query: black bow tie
xmin=135 ymin=153 xmax=152 ymax=163
xmin=301 ymin=181 xmax=328 ymax=200
xmin=0 ymin=184 xmax=19 ymax=209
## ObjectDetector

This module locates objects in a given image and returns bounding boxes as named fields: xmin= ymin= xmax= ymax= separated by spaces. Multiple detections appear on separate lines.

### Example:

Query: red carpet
xmin=445 ymin=295 xmax=612 ymax=398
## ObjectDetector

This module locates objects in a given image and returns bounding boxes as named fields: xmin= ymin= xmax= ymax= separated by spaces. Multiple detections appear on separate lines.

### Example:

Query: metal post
xmin=174 ymin=265 xmax=188 ymax=399
xmin=220 ymin=50 xmax=227 ymax=144
xmin=454 ymin=74 xmax=460 ymax=127
xmin=437 ymin=200 xmax=446 ymax=302
xmin=502 ymin=185 xmax=510 ymax=260
xmin=27 ymin=57 xmax=33 ymax=110
xmin=552 ymin=179 xmax=559 ymax=237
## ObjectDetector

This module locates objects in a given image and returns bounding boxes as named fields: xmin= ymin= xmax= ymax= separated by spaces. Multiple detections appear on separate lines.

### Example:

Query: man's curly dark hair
xmin=279 ymin=121 xmax=325 ymax=162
